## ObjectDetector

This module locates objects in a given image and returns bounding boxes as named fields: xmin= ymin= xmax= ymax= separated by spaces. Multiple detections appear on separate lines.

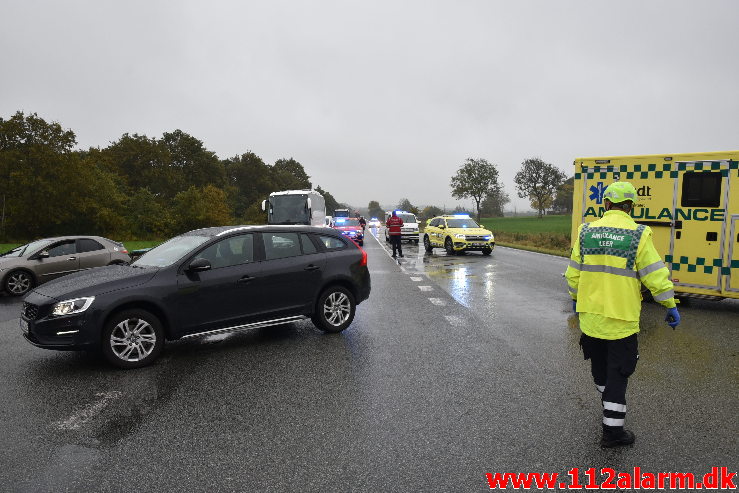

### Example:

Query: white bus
xmin=261 ymin=190 xmax=327 ymax=227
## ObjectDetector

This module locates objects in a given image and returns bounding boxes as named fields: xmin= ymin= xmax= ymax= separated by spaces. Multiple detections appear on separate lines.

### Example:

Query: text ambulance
xmin=572 ymin=151 xmax=739 ymax=300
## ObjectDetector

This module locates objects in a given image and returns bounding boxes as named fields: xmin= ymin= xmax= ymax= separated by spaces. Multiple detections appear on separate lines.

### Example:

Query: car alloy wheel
xmin=312 ymin=286 xmax=355 ymax=333
xmin=103 ymin=309 xmax=164 ymax=369
xmin=445 ymin=237 xmax=455 ymax=255
xmin=423 ymin=235 xmax=433 ymax=253
xmin=5 ymin=270 xmax=33 ymax=296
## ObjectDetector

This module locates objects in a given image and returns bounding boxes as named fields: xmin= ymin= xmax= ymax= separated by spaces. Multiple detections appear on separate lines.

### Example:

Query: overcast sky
xmin=3 ymin=1 xmax=738 ymax=212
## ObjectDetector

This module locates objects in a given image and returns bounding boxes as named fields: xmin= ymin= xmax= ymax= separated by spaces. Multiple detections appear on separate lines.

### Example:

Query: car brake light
xmin=351 ymin=240 xmax=367 ymax=266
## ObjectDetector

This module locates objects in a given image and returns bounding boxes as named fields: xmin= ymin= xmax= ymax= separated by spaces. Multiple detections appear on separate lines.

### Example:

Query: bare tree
xmin=514 ymin=157 xmax=566 ymax=218
xmin=450 ymin=158 xmax=502 ymax=222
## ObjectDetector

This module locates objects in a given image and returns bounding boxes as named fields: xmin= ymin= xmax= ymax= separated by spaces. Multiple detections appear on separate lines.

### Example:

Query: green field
xmin=479 ymin=215 xmax=573 ymax=257
xmin=480 ymin=215 xmax=572 ymax=235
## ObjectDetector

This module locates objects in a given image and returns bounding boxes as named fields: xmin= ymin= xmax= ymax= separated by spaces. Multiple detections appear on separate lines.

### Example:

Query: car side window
xmin=430 ymin=218 xmax=440 ymax=227
xmin=318 ymin=235 xmax=346 ymax=250
xmin=77 ymin=238 xmax=105 ymax=253
xmin=46 ymin=240 xmax=77 ymax=258
xmin=198 ymin=234 xmax=254 ymax=269
xmin=300 ymin=234 xmax=318 ymax=254
xmin=263 ymin=232 xmax=302 ymax=260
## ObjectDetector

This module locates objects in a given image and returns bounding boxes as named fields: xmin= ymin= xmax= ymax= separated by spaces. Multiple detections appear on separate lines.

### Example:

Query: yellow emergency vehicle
xmin=423 ymin=214 xmax=495 ymax=255
xmin=572 ymin=151 xmax=739 ymax=300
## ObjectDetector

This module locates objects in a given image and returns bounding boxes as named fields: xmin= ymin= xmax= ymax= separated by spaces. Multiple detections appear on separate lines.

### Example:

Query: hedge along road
xmin=0 ymin=226 xmax=736 ymax=491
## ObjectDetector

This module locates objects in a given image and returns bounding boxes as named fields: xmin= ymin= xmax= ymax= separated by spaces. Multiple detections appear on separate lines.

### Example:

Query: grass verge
xmin=480 ymin=215 xmax=572 ymax=257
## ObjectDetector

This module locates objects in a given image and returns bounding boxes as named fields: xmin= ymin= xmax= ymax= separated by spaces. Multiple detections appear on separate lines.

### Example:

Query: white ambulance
xmin=572 ymin=151 xmax=739 ymax=300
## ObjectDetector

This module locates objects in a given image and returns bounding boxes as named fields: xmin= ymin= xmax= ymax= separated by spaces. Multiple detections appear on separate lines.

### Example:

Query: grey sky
xmin=3 ymin=1 xmax=738 ymax=212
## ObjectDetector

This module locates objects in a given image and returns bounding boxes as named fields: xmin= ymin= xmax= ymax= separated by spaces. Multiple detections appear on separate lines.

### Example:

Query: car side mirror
xmin=439 ymin=225 xmax=446 ymax=229
xmin=34 ymin=251 xmax=50 ymax=260
xmin=187 ymin=257 xmax=211 ymax=272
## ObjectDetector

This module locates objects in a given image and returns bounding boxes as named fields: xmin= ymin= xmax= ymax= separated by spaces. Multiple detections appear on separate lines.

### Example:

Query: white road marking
xmin=444 ymin=315 xmax=465 ymax=327
xmin=418 ymin=285 xmax=433 ymax=292
xmin=428 ymin=297 xmax=447 ymax=306
xmin=410 ymin=276 xmax=423 ymax=281
xmin=55 ymin=391 xmax=122 ymax=430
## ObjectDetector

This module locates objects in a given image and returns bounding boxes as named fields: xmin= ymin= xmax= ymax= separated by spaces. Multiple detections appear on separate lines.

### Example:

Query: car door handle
xmin=237 ymin=275 xmax=255 ymax=283
xmin=304 ymin=265 xmax=320 ymax=271
xmin=67 ymin=257 xmax=77 ymax=261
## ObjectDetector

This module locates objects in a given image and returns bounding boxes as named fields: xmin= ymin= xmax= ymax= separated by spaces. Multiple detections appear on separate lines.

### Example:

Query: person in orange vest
xmin=386 ymin=211 xmax=404 ymax=258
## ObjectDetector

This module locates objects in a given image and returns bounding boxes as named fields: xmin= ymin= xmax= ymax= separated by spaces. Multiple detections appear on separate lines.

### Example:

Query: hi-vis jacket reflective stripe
xmin=565 ymin=210 xmax=676 ymax=324
xmin=386 ymin=216 xmax=404 ymax=235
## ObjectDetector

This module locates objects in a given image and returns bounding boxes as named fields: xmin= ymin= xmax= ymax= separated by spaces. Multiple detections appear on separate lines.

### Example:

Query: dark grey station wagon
xmin=21 ymin=226 xmax=370 ymax=369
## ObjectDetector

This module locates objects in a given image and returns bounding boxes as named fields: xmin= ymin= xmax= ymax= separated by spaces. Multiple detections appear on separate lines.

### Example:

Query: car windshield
xmin=132 ymin=235 xmax=211 ymax=267
xmin=336 ymin=218 xmax=360 ymax=226
xmin=446 ymin=218 xmax=480 ymax=228
xmin=397 ymin=214 xmax=416 ymax=223
xmin=1 ymin=239 xmax=53 ymax=257
xmin=269 ymin=195 xmax=309 ymax=224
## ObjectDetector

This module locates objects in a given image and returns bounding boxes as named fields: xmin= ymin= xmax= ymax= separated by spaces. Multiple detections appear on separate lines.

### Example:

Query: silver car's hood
xmin=0 ymin=256 xmax=23 ymax=269
xmin=30 ymin=265 xmax=158 ymax=300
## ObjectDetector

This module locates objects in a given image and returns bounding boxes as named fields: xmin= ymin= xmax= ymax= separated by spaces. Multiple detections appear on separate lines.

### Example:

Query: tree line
xmin=368 ymin=157 xmax=573 ymax=224
xmin=0 ymin=111 xmax=342 ymax=241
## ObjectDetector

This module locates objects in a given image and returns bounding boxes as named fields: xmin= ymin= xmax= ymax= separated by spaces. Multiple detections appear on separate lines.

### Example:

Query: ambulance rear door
xmin=670 ymin=161 xmax=730 ymax=293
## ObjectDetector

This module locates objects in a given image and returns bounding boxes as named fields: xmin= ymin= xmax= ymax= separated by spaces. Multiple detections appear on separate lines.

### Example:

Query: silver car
xmin=0 ymin=236 xmax=130 ymax=296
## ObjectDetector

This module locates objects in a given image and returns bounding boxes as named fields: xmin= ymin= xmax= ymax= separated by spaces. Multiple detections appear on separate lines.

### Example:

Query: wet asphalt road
xmin=0 ymin=227 xmax=736 ymax=492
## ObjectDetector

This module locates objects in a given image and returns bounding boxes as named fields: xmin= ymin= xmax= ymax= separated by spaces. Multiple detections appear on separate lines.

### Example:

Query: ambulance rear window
xmin=681 ymin=172 xmax=722 ymax=208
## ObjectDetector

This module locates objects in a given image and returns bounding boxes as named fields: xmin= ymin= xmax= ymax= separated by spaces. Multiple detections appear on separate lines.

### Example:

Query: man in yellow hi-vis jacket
xmin=565 ymin=181 xmax=680 ymax=448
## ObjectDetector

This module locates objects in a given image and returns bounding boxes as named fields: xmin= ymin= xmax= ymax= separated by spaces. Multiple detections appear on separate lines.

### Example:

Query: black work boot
xmin=601 ymin=426 xmax=636 ymax=448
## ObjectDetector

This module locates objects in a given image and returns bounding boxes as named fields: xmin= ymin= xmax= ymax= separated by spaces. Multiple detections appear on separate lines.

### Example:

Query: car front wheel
xmin=312 ymin=286 xmax=356 ymax=333
xmin=445 ymin=237 xmax=455 ymax=255
xmin=482 ymin=247 xmax=492 ymax=256
xmin=423 ymin=235 xmax=433 ymax=253
xmin=4 ymin=270 xmax=34 ymax=296
xmin=102 ymin=309 xmax=164 ymax=369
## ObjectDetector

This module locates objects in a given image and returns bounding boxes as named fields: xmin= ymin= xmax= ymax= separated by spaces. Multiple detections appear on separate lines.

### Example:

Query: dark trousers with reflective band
xmin=390 ymin=235 xmax=403 ymax=256
xmin=580 ymin=333 xmax=639 ymax=431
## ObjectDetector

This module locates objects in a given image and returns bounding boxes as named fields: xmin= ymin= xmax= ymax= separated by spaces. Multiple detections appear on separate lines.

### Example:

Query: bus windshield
xmin=269 ymin=195 xmax=310 ymax=225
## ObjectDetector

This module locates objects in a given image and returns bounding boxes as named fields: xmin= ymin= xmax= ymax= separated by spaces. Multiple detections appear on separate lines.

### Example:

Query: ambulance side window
xmin=681 ymin=172 xmax=722 ymax=208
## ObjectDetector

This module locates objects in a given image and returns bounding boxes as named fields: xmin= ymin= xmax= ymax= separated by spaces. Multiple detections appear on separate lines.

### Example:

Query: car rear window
xmin=318 ymin=235 xmax=346 ymax=250
xmin=78 ymin=238 xmax=105 ymax=253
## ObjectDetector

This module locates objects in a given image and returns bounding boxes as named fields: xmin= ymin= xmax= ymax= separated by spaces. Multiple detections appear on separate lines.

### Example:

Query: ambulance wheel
xmin=445 ymin=237 xmax=455 ymax=255
xmin=482 ymin=248 xmax=492 ymax=256
xmin=423 ymin=235 xmax=433 ymax=253
xmin=413 ymin=239 xmax=418 ymax=245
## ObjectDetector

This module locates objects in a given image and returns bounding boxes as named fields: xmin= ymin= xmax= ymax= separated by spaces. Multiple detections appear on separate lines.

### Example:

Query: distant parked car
xmin=368 ymin=217 xmax=381 ymax=228
xmin=20 ymin=225 xmax=371 ymax=369
xmin=0 ymin=236 xmax=130 ymax=296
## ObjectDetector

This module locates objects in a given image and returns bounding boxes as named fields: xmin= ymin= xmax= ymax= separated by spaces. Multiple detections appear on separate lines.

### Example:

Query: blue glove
xmin=572 ymin=300 xmax=577 ymax=313
xmin=665 ymin=307 xmax=680 ymax=329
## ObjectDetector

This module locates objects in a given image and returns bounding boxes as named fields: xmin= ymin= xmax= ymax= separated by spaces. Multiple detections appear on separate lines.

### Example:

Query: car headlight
xmin=51 ymin=297 xmax=95 ymax=317
xmin=454 ymin=234 xmax=465 ymax=239
xmin=483 ymin=236 xmax=491 ymax=241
